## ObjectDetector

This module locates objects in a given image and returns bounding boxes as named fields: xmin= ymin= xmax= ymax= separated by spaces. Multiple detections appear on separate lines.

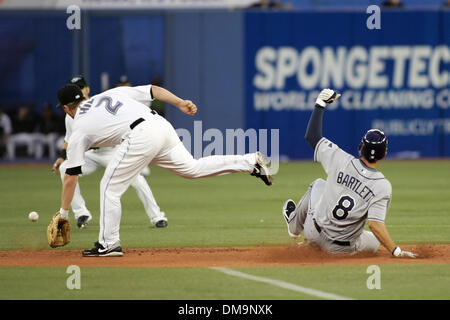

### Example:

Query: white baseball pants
xmin=99 ymin=114 xmax=256 ymax=249
xmin=59 ymin=147 xmax=166 ymax=224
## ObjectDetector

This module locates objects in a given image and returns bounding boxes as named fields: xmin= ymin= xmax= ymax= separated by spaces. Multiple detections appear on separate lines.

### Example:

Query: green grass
xmin=0 ymin=161 xmax=449 ymax=300
xmin=0 ymin=264 xmax=448 ymax=300
xmin=0 ymin=161 xmax=449 ymax=250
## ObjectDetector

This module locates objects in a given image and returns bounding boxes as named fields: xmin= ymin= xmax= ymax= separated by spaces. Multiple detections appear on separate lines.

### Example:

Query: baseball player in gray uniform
xmin=282 ymin=89 xmax=417 ymax=258
xmin=52 ymin=76 xmax=167 ymax=229
xmin=56 ymin=83 xmax=272 ymax=257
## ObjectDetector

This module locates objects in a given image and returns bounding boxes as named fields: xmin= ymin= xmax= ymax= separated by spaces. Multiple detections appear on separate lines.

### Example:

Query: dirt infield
xmin=0 ymin=244 xmax=448 ymax=267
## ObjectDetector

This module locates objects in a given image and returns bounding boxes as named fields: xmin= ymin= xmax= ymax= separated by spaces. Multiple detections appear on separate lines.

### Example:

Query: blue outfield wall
xmin=0 ymin=10 xmax=165 ymax=112
xmin=0 ymin=14 xmax=73 ymax=109
xmin=244 ymin=10 xmax=450 ymax=159
xmin=163 ymin=11 xmax=245 ymax=142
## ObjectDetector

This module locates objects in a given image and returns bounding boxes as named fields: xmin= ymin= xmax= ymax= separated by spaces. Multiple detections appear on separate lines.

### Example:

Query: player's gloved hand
xmin=178 ymin=100 xmax=198 ymax=116
xmin=47 ymin=211 xmax=71 ymax=248
xmin=392 ymin=246 xmax=418 ymax=259
xmin=59 ymin=208 xmax=69 ymax=220
xmin=52 ymin=157 xmax=64 ymax=175
xmin=315 ymin=89 xmax=341 ymax=108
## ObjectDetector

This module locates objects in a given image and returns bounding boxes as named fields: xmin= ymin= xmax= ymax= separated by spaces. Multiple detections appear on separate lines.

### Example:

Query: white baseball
xmin=28 ymin=211 xmax=39 ymax=222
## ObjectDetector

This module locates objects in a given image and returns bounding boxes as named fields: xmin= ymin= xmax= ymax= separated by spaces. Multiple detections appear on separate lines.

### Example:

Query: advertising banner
xmin=245 ymin=10 xmax=450 ymax=159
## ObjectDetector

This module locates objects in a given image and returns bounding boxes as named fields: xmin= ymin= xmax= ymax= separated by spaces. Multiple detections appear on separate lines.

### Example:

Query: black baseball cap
xmin=57 ymin=84 xmax=84 ymax=107
xmin=68 ymin=75 xmax=87 ymax=89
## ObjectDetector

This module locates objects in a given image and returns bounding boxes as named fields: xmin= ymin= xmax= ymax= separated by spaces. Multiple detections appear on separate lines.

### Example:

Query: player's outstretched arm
xmin=304 ymin=89 xmax=340 ymax=149
xmin=52 ymin=141 xmax=68 ymax=175
xmin=151 ymin=85 xmax=197 ymax=116
xmin=368 ymin=220 xmax=418 ymax=258
xmin=60 ymin=173 xmax=79 ymax=220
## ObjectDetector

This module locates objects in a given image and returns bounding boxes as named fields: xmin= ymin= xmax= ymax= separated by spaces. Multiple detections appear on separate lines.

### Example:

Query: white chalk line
xmin=211 ymin=267 xmax=354 ymax=300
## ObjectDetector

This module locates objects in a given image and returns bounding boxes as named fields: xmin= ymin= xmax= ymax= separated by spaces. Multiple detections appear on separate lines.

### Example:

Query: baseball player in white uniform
xmin=282 ymin=89 xmax=417 ymax=258
xmin=52 ymin=76 xmax=167 ymax=229
xmin=56 ymin=83 xmax=272 ymax=257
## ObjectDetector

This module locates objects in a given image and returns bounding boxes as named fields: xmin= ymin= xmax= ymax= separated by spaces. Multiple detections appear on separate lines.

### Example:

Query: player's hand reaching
xmin=392 ymin=247 xmax=418 ymax=259
xmin=178 ymin=100 xmax=197 ymax=116
xmin=315 ymin=89 xmax=341 ymax=108
xmin=52 ymin=157 xmax=65 ymax=175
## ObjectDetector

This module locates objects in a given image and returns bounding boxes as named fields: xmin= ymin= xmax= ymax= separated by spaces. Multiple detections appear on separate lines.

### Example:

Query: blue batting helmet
xmin=358 ymin=129 xmax=388 ymax=163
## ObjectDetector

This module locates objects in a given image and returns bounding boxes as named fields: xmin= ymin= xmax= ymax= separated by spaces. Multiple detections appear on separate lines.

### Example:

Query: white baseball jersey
xmin=64 ymin=114 xmax=74 ymax=142
xmin=65 ymin=85 xmax=154 ymax=169
xmin=313 ymin=137 xmax=392 ymax=242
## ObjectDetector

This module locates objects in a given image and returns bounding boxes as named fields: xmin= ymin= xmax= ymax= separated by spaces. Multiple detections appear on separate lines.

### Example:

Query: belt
xmin=130 ymin=118 xmax=145 ymax=129
xmin=313 ymin=219 xmax=351 ymax=247
xmin=130 ymin=111 xmax=157 ymax=129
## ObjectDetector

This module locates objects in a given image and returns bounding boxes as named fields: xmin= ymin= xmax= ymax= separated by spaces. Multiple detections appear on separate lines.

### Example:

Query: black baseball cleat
xmin=77 ymin=215 xmax=92 ymax=229
xmin=82 ymin=241 xmax=123 ymax=257
xmin=282 ymin=199 xmax=300 ymax=238
xmin=155 ymin=220 xmax=168 ymax=228
xmin=251 ymin=152 xmax=273 ymax=186
xmin=283 ymin=199 xmax=296 ymax=223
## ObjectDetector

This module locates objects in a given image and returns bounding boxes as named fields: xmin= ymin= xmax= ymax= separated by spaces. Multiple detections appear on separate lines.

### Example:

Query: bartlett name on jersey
xmin=336 ymin=171 xmax=375 ymax=202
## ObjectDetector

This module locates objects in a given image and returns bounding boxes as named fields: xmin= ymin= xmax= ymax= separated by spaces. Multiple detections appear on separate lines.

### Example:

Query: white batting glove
xmin=392 ymin=247 xmax=418 ymax=259
xmin=315 ymin=89 xmax=341 ymax=108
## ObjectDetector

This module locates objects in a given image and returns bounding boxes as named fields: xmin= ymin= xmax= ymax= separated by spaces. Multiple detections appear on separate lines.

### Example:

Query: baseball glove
xmin=46 ymin=212 xmax=71 ymax=248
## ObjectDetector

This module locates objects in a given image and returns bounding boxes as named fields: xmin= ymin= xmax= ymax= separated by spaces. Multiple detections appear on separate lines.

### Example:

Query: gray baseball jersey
xmin=313 ymin=137 xmax=392 ymax=242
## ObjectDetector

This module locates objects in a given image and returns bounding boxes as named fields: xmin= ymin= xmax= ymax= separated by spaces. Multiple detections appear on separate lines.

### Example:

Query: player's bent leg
xmin=153 ymin=142 xmax=266 ymax=181
xmin=151 ymin=115 xmax=272 ymax=185
xmin=303 ymin=213 xmax=321 ymax=247
xmin=81 ymin=151 xmax=102 ymax=176
xmin=306 ymin=229 xmax=355 ymax=255
xmin=308 ymin=178 xmax=326 ymax=211
xmin=286 ymin=179 xmax=324 ymax=238
xmin=130 ymin=174 xmax=168 ymax=227
xmin=282 ymin=183 xmax=314 ymax=238
xmin=324 ymin=243 xmax=354 ymax=254
xmin=354 ymin=230 xmax=380 ymax=254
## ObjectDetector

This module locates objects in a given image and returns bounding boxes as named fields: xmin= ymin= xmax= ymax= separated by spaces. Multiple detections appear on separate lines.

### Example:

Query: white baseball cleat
xmin=251 ymin=152 xmax=273 ymax=186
